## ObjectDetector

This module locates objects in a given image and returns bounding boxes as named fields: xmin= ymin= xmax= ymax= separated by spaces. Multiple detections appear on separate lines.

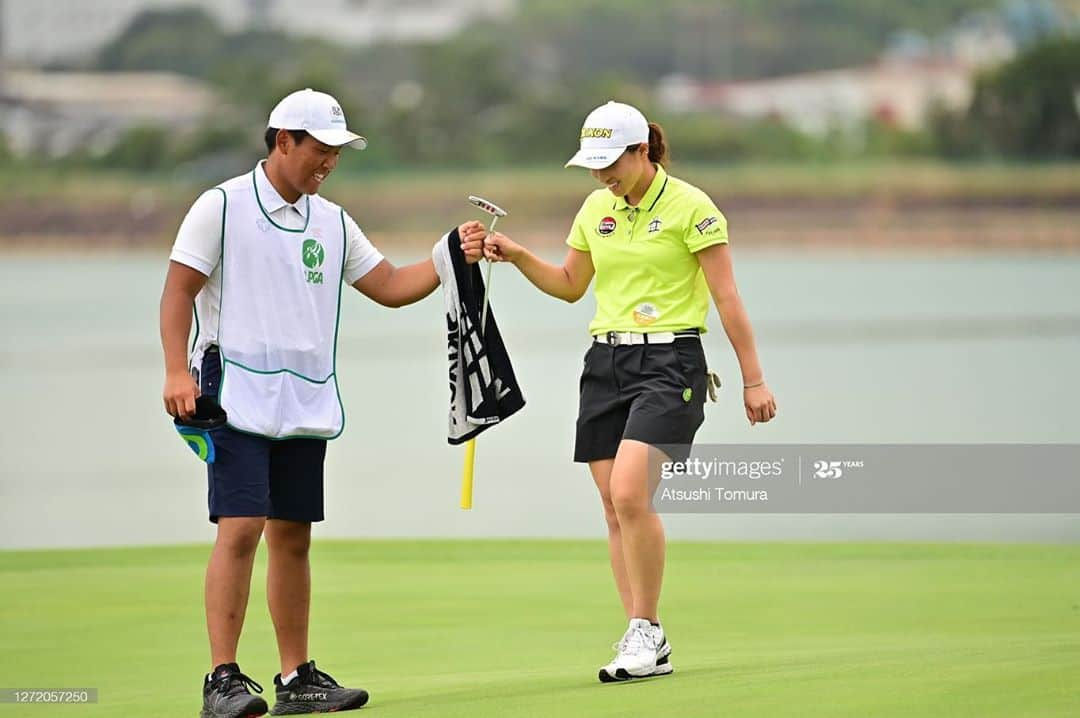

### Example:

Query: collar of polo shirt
xmin=256 ymin=160 xmax=308 ymax=216
xmin=612 ymin=164 xmax=669 ymax=213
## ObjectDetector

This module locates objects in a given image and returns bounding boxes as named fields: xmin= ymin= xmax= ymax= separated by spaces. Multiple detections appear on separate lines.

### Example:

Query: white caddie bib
xmin=214 ymin=170 xmax=346 ymax=439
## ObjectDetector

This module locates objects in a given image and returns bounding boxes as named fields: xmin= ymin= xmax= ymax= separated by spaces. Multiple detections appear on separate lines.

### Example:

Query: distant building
xmin=656 ymin=59 xmax=977 ymax=136
xmin=655 ymin=1 xmax=1052 ymax=136
xmin=0 ymin=0 xmax=516 ymax=66
xmin=0 ymin=0 xmax=250 ymax=66
xmin=0 ymin=70 xmax=218 ymax=156
xmin=260 ymin=0 xmax=517 ymax=48
xmin=943 ymin=10 xmax=1018 ymax=68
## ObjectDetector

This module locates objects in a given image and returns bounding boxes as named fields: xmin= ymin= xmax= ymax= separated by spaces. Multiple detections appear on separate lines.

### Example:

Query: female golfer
xmin=482 ymin=101 xmax=776 ymax=682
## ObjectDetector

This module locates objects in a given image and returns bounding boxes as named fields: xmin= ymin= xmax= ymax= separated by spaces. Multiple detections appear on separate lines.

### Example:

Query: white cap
xmin=565 ymin=101 xmax=649 ymax=169
xmin=267 ymin=88 xmax=367 ymax=150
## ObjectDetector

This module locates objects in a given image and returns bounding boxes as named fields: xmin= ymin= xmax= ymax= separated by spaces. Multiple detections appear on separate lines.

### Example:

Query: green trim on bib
xmin=251 ymin=170 xmax=310 ymax=233
xmin=217 ymin=182 xmax=231 ymax=428
xmin=214 ymin=186 xmax=227 ymax=348
xmin=190 ymin=301 xmax=200 ymax=354
xmin=213 ymin=187 xmax=345 ymax=441
xmin=332 ymin=209 xmax=348 ymax=437
xmin=217 ymin=364 xmax=343 ymax=441
xmin=221 ymin=358 xmax=334 ymax=383
xmin=221 ymin=417 xmax=342 ymax=442
xmin=190 ymin=187 xmax=227 ymax=355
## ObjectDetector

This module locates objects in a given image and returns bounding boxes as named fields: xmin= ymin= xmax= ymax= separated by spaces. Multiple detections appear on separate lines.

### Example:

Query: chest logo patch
xmin=302 ymin=238 xmax=325 ymax=284
xmin=648 ymin=218 xmax=663 ymax=233
xmin=597 ymin=217 xmax=617 ymax=236
xmin=633 ymin=302 xmax=661 ymax=326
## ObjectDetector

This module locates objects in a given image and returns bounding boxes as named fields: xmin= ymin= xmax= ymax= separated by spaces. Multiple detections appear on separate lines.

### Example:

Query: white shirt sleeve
xmin=170 ymin=189 xmax=225 ymax=277
xmin=342 ymin=211 xmax=385 ymax=285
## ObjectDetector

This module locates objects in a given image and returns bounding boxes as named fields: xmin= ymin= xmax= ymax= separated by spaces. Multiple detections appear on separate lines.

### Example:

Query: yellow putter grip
xmin=460 ymin=438 xmax=476 ymax=509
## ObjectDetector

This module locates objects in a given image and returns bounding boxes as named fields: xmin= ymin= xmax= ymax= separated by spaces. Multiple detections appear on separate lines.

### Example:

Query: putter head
xmin=468 ymin=195 xmax=508 ymax=218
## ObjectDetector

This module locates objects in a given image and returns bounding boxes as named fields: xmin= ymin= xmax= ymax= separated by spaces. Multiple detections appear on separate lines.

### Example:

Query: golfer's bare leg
xmin=609 ymin=440 xmax=665 ymax=623
xmin=206 ymin=517 xmax=266 ymax=668
xmin=589 ymin=459 xmax=633 ymax=617
xmin=264 ymin=519 xmax=312 ymax=676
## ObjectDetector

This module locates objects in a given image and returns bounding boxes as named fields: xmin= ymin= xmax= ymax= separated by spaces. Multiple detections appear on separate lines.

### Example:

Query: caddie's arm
xmin=160 ymin=261 xmax=208 ymax=419
xmin=352 ymin=221 xmax=485 ymax=307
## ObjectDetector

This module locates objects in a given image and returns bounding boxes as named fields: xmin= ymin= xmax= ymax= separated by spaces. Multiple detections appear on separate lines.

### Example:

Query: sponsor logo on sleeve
xmin=695 ymin=216 xmax=719 ymax=234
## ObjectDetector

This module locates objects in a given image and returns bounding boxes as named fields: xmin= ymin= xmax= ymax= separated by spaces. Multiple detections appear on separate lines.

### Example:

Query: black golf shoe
xmin=270 ymin=660 xmax=369 ymax=714
xmin=201 ymin=663 xmax=268 ymax=718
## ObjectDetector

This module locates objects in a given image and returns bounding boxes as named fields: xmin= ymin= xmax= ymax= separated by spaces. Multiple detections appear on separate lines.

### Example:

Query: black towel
xmin=432 ymin=228 xmax=525 ymax=444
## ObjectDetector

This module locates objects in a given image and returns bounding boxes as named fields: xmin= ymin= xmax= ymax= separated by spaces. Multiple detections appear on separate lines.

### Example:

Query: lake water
xmin=1 ymin=249 xmax=1078 ymax=548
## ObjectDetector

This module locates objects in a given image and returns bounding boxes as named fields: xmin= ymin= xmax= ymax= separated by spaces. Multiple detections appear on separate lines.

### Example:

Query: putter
xmin=468 ymin=195 xmax=508 ymax=333
xmin=461 ymin=195 xmax=508 ymax=510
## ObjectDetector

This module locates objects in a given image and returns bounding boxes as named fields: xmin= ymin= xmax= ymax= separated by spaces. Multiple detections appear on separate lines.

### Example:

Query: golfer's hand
xmin=744 ymin=383 xmax=777 ymax=426
xmin=484 ymin=232 xmax=523 ymax=263
xmin=458 ymin=221 xmax=486 ymax=264
xmin=164 ymin=370 xmax=200 ymax=420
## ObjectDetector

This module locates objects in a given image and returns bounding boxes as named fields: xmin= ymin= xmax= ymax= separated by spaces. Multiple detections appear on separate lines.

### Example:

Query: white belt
xmin=592 ymin=330 xmax=699 ymax=346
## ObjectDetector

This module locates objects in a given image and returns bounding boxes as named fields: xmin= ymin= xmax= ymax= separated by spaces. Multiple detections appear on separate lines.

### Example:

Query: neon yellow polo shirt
xmin=566 ymin=165 xmax=729 ymax=334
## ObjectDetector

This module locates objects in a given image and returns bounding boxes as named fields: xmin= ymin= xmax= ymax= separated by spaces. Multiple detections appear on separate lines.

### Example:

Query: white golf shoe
xmin=598 ymin=618 xmax=673 ymax=682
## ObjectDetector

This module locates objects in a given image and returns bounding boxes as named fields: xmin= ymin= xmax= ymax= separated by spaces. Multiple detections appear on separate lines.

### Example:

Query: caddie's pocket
xmin=200 ymin=346 xmax=222 ymax=398
xmin=174 ymin=396 xmax=227 ymax=464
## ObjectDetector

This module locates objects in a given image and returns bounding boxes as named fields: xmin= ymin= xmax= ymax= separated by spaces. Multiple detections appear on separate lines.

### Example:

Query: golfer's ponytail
xmin=647 ymin=122 xmax=669 ymax=168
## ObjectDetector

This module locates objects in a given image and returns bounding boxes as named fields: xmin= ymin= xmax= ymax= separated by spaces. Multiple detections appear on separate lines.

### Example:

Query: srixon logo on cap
xmin=597 ymin=217 xmax=617 ymax=236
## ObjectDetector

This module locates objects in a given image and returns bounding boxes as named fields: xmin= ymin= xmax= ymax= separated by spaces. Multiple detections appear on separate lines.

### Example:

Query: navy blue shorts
xmin=198 ymin=348 xmax=326 ymax=524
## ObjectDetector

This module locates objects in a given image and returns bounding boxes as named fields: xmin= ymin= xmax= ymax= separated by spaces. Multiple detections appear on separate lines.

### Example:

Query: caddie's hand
xmin=164 ymin=370 xmax=200 ymax=420
xmin=484 ymin=232 xmax=523 ymax=263
xmin=458 ymin=220 xmax=486 ymax=264
xmin=744 ymin=383 xmax=777 ymax=426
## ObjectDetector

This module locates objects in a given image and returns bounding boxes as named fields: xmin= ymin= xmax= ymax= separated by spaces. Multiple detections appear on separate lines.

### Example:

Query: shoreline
xmin=5 ymin=202 xmax=1079 ymax=253
xmin=4 ymin=161 xmax=1078 ymax=252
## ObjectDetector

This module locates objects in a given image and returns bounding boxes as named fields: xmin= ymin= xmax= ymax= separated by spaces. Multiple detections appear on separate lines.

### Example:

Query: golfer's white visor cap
xmin=268 ymin=88 xmax=368 ymax=150
xmin=565 ymin=100 xmax=649 ymax=169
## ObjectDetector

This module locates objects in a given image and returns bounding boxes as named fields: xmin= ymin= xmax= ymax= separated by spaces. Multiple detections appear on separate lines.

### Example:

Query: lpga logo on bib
xmin=302 ymin=239 xmax=325 ymax=285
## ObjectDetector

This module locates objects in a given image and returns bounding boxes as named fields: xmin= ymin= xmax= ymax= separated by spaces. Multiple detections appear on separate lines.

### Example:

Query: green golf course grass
xmin=1 ymin=541 xmax=1077 ymax=717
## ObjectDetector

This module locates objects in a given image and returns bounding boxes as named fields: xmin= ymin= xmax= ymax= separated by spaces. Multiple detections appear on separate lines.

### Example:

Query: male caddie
xmin=159 ymin=88 xmax=486 ymax=717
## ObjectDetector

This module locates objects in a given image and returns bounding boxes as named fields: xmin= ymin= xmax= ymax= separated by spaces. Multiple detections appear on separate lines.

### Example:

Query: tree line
xmin=13 ymin=1 xmax=1078 ymax=171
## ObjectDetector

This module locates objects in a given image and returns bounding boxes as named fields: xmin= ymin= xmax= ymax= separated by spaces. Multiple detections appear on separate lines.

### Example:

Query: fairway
xmin=1 ymin=541 xmax=1077 ymax=717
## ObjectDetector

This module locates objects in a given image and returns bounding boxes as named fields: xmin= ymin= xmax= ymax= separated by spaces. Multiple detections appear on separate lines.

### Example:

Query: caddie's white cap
xmin=565 ymin=100 xmax=649 ymax=170
xmin=267 ymin=88 xmax=367 ymax=150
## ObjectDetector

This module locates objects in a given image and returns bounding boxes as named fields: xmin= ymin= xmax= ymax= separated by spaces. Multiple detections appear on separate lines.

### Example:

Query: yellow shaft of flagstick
xmin=460 ymin=438 xmax=476 ymax=509
xmin=459 ymin=214 xmax=499 ymax=511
